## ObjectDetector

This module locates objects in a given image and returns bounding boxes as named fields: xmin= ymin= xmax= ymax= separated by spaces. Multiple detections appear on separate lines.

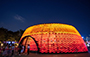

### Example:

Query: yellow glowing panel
xmin=21 ymin=23 xmax=81 ymax=38
xmin=19 ymin=23 xmax=88 ymax=53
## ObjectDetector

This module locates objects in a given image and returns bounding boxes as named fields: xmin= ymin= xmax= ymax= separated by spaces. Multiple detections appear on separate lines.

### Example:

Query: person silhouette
xmin=27 ymin=44 xmax=30 ymax=55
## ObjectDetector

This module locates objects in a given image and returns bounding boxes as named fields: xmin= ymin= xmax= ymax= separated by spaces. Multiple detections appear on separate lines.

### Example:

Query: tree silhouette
xmin=0 ymin=27 xmax=24 ymax=41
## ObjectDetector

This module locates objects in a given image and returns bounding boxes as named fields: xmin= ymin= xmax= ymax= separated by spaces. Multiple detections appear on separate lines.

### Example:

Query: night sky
xmin=0 ymin=0 xmax=90 ymax=37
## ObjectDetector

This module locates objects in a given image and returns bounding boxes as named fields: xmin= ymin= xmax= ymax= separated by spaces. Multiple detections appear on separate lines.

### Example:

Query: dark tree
xmin=0 ymin=27 xmax=24 ymax=41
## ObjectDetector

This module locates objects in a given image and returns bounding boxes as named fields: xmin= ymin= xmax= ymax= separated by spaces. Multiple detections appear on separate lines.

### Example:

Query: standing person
xmin=27 ymin=44 xmax=30 ymax=55
xmin=18 ymin=44 xmax=22 ymax=56
xmin=11 ymin=44 xmax=15 ymax=57
xmin=21 ymin=45 xmax=24 ymax=54
xmin=7 ymin=44 xmax=12 ymax=57
xmin=24 ymin=45 xmax=25 ymax=53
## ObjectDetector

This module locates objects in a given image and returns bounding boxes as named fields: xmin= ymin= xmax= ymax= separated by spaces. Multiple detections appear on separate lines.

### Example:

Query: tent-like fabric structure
xmin=19 ymin=23 xmax=88 ymax=53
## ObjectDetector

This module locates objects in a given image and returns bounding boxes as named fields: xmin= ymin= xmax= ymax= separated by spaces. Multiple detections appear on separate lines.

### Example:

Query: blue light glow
xmin=82 ymin=36 xmax=84 ymax=39
xmin=12 ymin=41 xmax=15 ymax=43
xmin=8 ymin=41 xmax=11 ymax=44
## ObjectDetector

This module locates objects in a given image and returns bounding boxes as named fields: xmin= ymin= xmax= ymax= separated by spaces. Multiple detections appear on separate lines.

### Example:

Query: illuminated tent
xmin=19 ymin=23 xmax=88 ymax=53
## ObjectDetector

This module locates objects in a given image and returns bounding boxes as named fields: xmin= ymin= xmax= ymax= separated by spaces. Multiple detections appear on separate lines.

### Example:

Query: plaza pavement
xmin=1 ymin=52 xmax=90 ymax=57
xmin=14 ymin=52 xmax=90 ymax=57
xmin=14 ymin=47 xmax=90 ymax=57
xmin=0 ymin=48 xmax=90 ymax=57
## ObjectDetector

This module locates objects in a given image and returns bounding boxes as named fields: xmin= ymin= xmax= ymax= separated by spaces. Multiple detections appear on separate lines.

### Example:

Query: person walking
xmin=27 ymin=44 xmax=30 ymax=55
xmin=11 ymin=44 xmax=15 ymax=57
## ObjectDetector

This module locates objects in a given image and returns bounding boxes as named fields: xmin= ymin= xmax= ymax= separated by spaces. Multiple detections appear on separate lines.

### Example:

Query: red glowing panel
xmin=19 ymin=23 xmax=88 ymax=53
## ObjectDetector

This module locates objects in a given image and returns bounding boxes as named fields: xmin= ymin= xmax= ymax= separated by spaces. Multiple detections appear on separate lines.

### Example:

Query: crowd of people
xmin=0 ymin=43 xmax=30 ymax=57
xmin=0 ymin=43 xmax=16 ymax=57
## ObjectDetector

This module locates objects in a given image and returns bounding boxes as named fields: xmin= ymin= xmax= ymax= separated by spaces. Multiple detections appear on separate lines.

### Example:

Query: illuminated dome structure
xmin=19 ymin=23 xmax=88 ymax=53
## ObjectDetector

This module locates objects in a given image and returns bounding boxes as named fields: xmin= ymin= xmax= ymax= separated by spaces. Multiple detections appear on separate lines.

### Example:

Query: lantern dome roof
xmin=21 ymin=23 xmax=81 ymax=38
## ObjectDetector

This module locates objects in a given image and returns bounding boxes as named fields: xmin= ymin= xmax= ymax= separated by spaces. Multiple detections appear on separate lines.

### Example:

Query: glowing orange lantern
xmin=19 ymin=23 xmax=88 ymax=53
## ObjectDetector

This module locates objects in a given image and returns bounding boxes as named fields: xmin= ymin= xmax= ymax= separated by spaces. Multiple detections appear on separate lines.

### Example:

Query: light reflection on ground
xmin=0 ymin=48 xmax=90 ymax=57
xmin=13 ymin=52 xmax=90 ymax=57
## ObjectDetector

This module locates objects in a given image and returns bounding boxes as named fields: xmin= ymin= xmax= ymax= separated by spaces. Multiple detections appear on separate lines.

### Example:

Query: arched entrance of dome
xmin=19 ymin=35 xmax=39 ymax=53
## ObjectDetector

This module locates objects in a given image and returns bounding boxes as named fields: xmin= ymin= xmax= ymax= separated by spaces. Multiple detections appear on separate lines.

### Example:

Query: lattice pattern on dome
xmin=19 ymin=23 xmax=88 ymax=53
xmin=21 ymin=23 xmax=81 ymax=38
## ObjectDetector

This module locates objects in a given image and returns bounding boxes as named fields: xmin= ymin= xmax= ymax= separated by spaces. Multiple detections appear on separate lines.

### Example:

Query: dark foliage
xmin=0 ymin=27 xmax=24 ymax=41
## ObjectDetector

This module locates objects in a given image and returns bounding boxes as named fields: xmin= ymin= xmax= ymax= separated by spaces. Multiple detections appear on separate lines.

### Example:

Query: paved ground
xmin=1 ymin=52 xmax=90 ymax=57
xmin=15 ymin=47 xmax=90 ymax=57
xmin=15 ymin=53 xmax=90 ymax=57
xmin=1 ymin=47 xmax=90 ymax=57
